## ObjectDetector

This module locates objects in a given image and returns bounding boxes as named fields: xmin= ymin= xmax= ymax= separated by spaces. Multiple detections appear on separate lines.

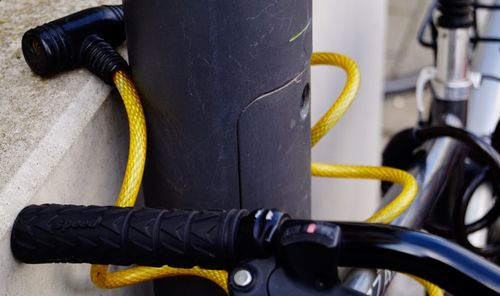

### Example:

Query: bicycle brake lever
xmin=229 ymin=257 xmax=363 ymax=296
xmin=229 ymin=221 xmax=362 ymax=295
xmin=278 ymin=220 xmax=342 ymax=289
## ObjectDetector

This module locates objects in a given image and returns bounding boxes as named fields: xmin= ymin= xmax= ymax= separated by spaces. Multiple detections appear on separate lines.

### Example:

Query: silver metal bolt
xmin=233 ymin=269 xmax=253 ymax=288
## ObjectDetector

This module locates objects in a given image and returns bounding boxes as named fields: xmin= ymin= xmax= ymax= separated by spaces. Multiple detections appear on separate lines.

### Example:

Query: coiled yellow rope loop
xmin=310 ymin=52 xmax=360 ymax=147
xmin=311 ymin=163 xmax=417 ymax=224
xmin=96 ymin=56 xmax=441 ymax=295
xmin=90 ymin=70 xmax=229 ymax=292
xmin=310 ymin=52 xmax=442 ymax=296
xmin=310 ymin=52 xmax=417 ymax=223
xmin=111 ymin=70 xmax=147 ymax=208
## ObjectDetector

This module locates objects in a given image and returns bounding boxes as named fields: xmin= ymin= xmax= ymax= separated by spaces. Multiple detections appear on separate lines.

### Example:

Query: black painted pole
xmin=123 ymin=1 xmax=312 ymax=294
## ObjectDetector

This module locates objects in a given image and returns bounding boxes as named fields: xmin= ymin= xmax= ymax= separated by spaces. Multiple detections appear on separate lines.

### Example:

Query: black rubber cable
xmin=415 ymin=127 xmax=500 ymax=174
xmin=452 ymin=166 xmax=500 ymax=257
xmin=416 ymin=127 xmax=500 ymax=253
xmin=418 ymin=0 xmax=438 ymax=49
xmin=472 ymin=37 xmax=500 ymax=43
xmin=483 ymin=74 xmax=500 ymax=83
xmin=474 ymin=3 xmax=500 ymax=9
xmin=383 ymin=126 xmax=500 ymax=256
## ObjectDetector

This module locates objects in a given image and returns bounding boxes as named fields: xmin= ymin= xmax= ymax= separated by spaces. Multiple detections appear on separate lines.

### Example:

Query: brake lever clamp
xmin=230 ymin=220 xmax=363 ymax=296
xmin=278 ymin=220 xmax=342 ymax=289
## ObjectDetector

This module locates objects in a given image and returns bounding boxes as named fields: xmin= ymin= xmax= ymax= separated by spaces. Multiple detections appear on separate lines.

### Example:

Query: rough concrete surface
xmin=0 ymin=1 xmax=151 ymax=295
xmin=0 ymin=93 xmax=151 ymax=295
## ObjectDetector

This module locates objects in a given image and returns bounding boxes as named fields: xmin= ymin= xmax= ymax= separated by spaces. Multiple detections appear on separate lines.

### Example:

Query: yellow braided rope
xmin=93 ymin=56 xmax=442 ymax=296
xmin=311 ymin=163 xmax=417 ymax=224
xmin=89 ymin=70 xmax=228 ymax=292
xmin=310 ymin=52 xmax=442 ymax=296
xmin=92 ymin=265 xmax=228 ymax=291
xmin=409 ymin=274 xmax=445 ymax=296
xmin=310 ymin=52 xmax=360 ymax=147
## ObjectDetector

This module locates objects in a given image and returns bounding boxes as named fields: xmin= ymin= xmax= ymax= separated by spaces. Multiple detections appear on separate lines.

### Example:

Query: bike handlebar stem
xmin=433 ymin=0 xmax=474 ymax=101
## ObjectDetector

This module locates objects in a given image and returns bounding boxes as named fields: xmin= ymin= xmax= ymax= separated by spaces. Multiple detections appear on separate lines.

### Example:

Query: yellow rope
xmin=311 ymin=163 xmax=417 ymax=224
xmin=409 ymin=275 xmax=445 ymax=296
xmin=89 ymin=70 xmax=228 ymax=292
xmin=310 ymin=52 xmax=417 ymax=223
xmin=310 ymin=52 xmax=442 ymax=296
xmin=93 ymin=55 xmax=442 ymax=296
xmin=310 ymin=52 xmax=360 ymax=147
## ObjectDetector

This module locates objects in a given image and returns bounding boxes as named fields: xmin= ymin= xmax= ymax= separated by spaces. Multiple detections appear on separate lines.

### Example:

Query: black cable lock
xmin=22 ymin=5 xmax=127 ymax=84
xmin=383 ymin=126 xmax=500 ymax=256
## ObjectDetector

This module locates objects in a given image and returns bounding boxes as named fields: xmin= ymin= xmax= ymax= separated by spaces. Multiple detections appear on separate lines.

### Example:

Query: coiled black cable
xmin=383 ymin=125 xmax=500 ymax=257
xmin=482 ymin=74 xmax=500 ymax=83
xmin=452 ymin=166 xmax=500 ymax=257
xmin=417 ymin=127 xmax=500 ymax=257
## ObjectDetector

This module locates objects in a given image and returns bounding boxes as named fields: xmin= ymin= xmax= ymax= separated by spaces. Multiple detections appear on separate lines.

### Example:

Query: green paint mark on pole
xmin=289 ymin=21 xmax=311 ymax=43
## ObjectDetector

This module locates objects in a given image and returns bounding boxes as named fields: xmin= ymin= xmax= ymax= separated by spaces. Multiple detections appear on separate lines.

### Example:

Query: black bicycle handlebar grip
xmin=11 ymin=204 xmax=248 ymax=269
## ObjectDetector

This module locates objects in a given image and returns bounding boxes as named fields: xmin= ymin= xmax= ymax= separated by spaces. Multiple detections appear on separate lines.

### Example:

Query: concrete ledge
xmin=0 ymin=93 xmax=151 ymax=295
xmin=0 ymin=1 xmax=149 ymax=294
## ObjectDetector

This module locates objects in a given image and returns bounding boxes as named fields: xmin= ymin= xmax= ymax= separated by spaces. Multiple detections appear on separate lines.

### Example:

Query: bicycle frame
xmin=344 ymin=2 xmax=500 ymax=294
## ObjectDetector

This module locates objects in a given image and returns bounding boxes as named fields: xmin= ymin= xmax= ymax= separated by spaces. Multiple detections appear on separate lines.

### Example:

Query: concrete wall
xmin=0 ymin=1 xmax=151 ymax=294
xmin=0 ymin=93 xmax=151 ymax=295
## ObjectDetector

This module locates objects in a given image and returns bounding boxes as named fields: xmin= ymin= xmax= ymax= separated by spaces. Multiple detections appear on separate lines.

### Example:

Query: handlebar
xmin=11 ymin=204 xmax=500 ymax=296
xmin=11 ymin=204 xmax=248 ymax=269
xmin=338 ymin=222 xmax=500 ymax=296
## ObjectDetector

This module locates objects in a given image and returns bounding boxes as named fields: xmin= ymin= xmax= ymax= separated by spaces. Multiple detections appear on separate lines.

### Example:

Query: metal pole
xmin=123 ymin=1 xmax=312 ymax=295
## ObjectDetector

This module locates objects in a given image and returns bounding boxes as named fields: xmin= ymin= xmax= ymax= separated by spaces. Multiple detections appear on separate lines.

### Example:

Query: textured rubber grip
xmin=11 ymin=204 xmax=248 ymax=269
